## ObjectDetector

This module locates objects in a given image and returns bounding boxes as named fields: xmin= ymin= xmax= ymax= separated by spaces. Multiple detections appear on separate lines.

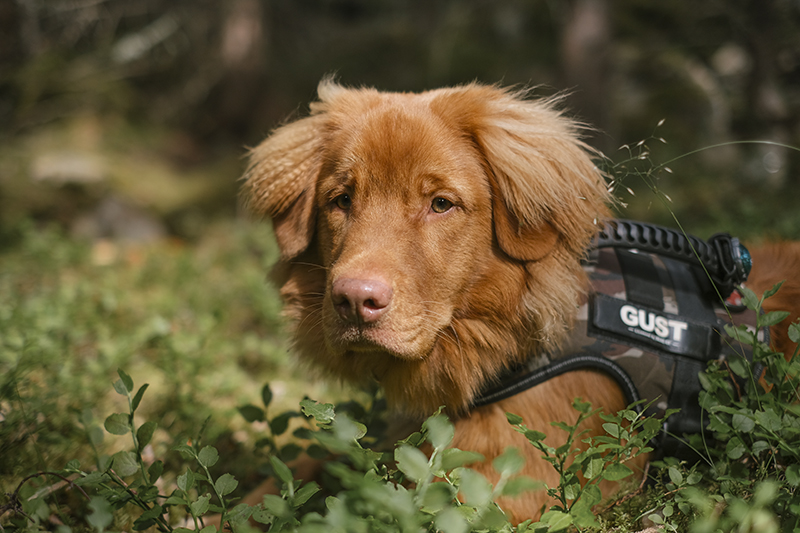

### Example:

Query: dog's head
xmin=244 ymin=80 xmax=611 ymax=417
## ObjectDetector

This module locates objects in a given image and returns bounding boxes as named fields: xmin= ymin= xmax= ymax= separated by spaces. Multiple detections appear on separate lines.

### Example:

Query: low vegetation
xmin=2 ymin=219 xmax=799 ymax=533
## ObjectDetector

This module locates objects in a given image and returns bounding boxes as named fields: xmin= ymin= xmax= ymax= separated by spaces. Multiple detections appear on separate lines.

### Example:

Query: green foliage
xmin=3 ymin=356 xmax=667 ymax=532
xmin=644 ymin=284 xmax=800 ymax=533
xmin=4 ymin=221 xmax=800 ymax=533
xmin=507 ymin=399 xmax=667 ymax=532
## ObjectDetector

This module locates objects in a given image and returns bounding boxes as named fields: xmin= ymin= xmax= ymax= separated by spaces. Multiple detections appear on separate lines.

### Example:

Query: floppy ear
xmin=242 ymin=113 xmax=326 ymax=259
xmin=489 ymin=170 xmax=560 ymax=261
xmin=430 ymin=85 xmax=611 ymax=261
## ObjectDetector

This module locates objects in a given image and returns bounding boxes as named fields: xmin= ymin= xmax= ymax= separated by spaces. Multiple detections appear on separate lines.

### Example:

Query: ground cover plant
xmin=2 ymin=128 xmax=800 ymax=532
xmin=3 ymin=212 xmax=800 ymax=533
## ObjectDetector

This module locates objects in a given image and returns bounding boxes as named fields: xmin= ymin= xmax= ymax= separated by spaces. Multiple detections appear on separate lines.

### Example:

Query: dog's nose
xmin=332 ymin=278 xmax=392 ymax=324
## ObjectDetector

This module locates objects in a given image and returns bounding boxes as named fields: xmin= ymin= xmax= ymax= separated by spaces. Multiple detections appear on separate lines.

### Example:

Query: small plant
xmin=644 ymin=283 xmax=800 ymax=532
xmin=507 ymin=398 xmax=668 ymax=532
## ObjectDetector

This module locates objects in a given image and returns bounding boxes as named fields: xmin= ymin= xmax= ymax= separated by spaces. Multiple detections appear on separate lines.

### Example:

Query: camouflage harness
xmin=474 ymin=220 xmax=762 ymax=458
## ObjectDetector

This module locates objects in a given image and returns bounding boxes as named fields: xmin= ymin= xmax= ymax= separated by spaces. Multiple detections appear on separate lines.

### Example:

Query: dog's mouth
xmin=330 ymin=325 xmax=416 ymax=358
xmin=324 ymin=315 xmax=439 ymax=361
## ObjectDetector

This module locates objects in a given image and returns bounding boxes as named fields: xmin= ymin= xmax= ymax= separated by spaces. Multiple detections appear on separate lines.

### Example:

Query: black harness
xmin=474 ymin=220 xmax=762 ymax=458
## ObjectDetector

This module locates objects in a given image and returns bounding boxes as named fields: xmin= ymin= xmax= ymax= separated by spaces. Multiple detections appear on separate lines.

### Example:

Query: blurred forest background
xmin=2 ymin=0 xmax=800 ymax=242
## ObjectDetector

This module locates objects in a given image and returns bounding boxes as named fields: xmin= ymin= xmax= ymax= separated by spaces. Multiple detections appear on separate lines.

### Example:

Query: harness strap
xmin=472 ymin=354 xmax=640 ymax=410
xmin=616 ymin=248 xmax=665 ymax=310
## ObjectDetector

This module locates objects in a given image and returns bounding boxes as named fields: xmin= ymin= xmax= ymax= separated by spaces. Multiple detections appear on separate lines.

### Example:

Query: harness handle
xmin=593 ymin=219 xmax=751 ymax=299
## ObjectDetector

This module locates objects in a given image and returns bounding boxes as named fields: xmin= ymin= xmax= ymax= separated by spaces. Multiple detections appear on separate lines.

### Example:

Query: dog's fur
xmin=242 ymin=80 xmax=800 ymax=522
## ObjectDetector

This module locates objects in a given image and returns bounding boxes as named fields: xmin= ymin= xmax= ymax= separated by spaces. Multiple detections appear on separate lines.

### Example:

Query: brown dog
xmin=241 ymin=80 xmax=800 ymax=522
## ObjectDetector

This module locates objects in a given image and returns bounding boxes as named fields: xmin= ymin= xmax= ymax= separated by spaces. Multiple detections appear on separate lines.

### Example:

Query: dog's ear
xmin=489 ymin=172 xmax=560 ymax=261
xmin=242 ymin=113 xmax=326 ymax=259
xmin=430 ymin=85 xmax=610 ymax=262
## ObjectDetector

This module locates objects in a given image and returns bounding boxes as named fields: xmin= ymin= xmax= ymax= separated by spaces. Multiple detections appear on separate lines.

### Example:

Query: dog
xmin=240 ymin=79 xmax=800 ymax=523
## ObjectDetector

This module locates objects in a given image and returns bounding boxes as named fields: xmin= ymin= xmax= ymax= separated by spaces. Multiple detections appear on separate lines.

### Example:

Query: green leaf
xmin=435 ymin=506 xmax=468 ymax=533
xmin=786 ymin=464 xmax=800 ymax=487
xmin=238 ymin=404 xmax=266 ymax=423
xmin=131 ymin=384 xmax=149 ymax=412
xmin=395 ymin=445 xmax=430 ymax=483
xmin=117 ymin=368 xmax=134 ymax=393
xmin=601 ymin=462 xmax=634 ymax=482
xmin=751 ymin=440 xmax=770 ymax=455
xmin=104 ymin=413 xmax=130 ymax=435
xmin=251 ymin=506 xmax=276 ymax=525
xmin=136 ymin=421 xmax=157 ymax=452
xmin=215 ymin=473 xmax=238 ymax=496
xmin=761 ymin=281 xmax=784 ymax=301
xmin=300 ymin=399 xmax=335 ymax=424
xmin=225 ymin=503 xmax=255 ymax=526
xmin=75 ymin=471 xmax=111 ymax=486
xmin=583 ymin=456 xmax=605 ymax=480
xmin=87 ymin=496 xmax=114 ymax=532
xmin=564 ymin=481 xmax=580 ymax=501
xmin=754 ymin=408 xmax=782 ymax=432
xmin=788 ymin=322 xmax=800 ymax=344
xmin=740 ymin=286 xmax=759 ymax=310
xmin=111 ymin=451 xmax=139 ymax=477
xmin=524 ymin=429 xmax=547 ymax=445
xmin=727 ymin=354 xmax=751 ymax=378
xmin=726 ymin=437 xmax=746 ymax=460
xmin=133 ymin=504 xmax=163 ymax=530
xmin=760 ymin=310 xmax=790 ymax=327
xmin=501 ymin=476 xmax=543 ymax=497
xmin=270 ymin=455 xmax=294 ymax=486
xmin=477 ymin=504 xmax=509 ymax=530
xmin=668 ymin=466 xmax=684 ymax=485
xmin=177 ymin=470 xmax=196 ymax=492
xmin=269 ymin=411 xmax=296 ymax=436
xmin=581 ymin=483 xmax=602 ymax=506
xmin=420 ymin=481 xmax=455 ymax=512
xmin=602 ymin=422 xmax=620 ymax=438
xmin=441 ymin=449 xmax=484 ymax=472
xmin=148 ymin=460 xmax=164 ymax=483
xmin=279 ymin=443 xmax=303 ymax=462
xmin=164 ymin=493 xmax=188 ymax=506
xmin=89 ymin=425 xmax=105 ymax=448
xmin=457 ymin=468 xmax=493 ymax=506
xmin=292 ymin=481 xmax=320 ymax=507
xmin=424 ymin=414 xmax=455 ymax=451
xmin=570 ymin=496 xmax=601 ymax=529
xmin=506 ymin=413 xmax=524 ymax=426
xmin=686 ymin=471 xmax=702 ymax=485
xmin=332 ymin=414 xmax=366 ymax=442
xmin=112 ymin=380 xmax=127 ymax=398
xmin=174 ymin=443 xmax=195 ymax=459
xmin=493 ymin=447 xmax=525 ymax=477
xmin=261 ymin=494 xmax=290 ymax=518
xmin=542 ymin=510 xmax=573 ymax=532
xmin=732 ymin=413 xmax=755 ymax=433
xmin=262 ymin=383 xmax=273 ymax=408
xmin=306 ymin=443 xmax=329 ymax=460
xmin=197 ymin=446 xmax=219 ymax=468
xmin=190 ymin=494 xmax=211 ymax=516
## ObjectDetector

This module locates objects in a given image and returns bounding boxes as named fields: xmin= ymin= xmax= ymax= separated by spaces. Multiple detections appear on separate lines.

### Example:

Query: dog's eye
xmin=431 ymin=197 xmax=454 ymax=214
xmin=334 ymin=194 xmax=352 ymax=210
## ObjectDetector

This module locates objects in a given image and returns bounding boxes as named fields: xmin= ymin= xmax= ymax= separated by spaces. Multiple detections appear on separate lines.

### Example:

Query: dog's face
xmin=244 ymin=81 xmax=610 ymax=416
xmin=315 ymin=103 xmax=495 ymax=361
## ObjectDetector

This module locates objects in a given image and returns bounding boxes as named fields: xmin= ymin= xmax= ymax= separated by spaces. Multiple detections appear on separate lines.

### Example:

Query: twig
xmin=1 ymin=471 xmax=90 ymax=529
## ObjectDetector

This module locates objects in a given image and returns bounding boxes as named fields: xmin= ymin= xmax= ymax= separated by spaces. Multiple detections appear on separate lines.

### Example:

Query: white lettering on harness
xmin=619 ymin=304 xmax=688 ymax=342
